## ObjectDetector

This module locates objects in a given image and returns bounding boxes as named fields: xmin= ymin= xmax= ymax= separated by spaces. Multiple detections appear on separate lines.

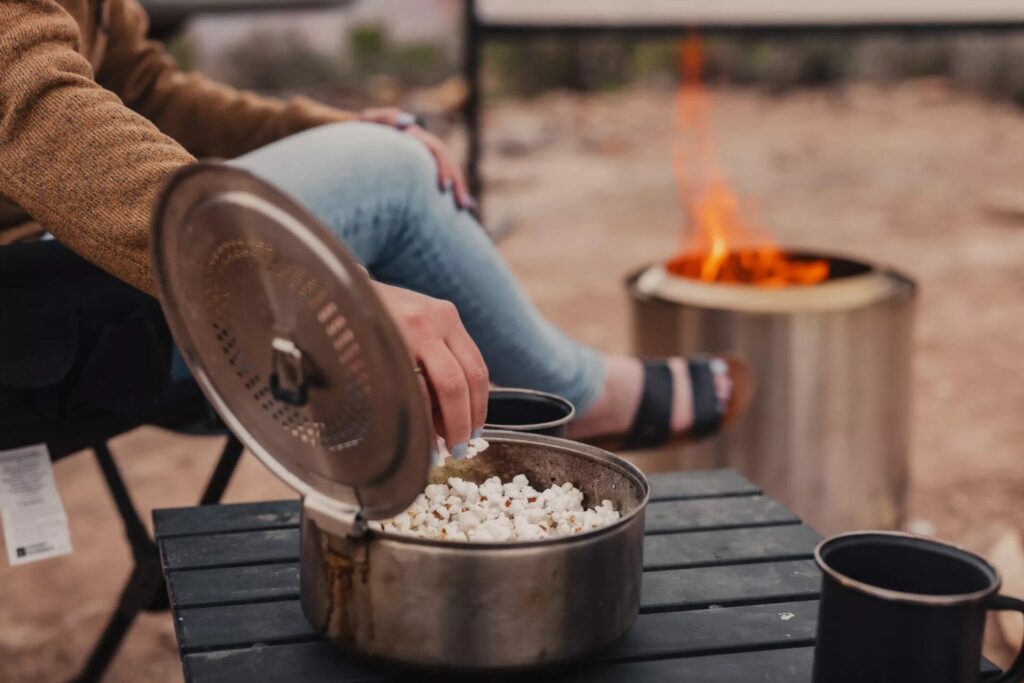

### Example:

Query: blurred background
xmin=2 ymin=0 xmax=1023 ymax=680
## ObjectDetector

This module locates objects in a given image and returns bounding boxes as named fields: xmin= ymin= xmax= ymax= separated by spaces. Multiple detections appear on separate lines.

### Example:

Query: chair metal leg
xmin=198 ymin=435 xmax=243 ymax=505
xmin=68 ymin=556 xmax=165 ymax=683
xmin=72 ymin=434 xmax=245 ymax=681
xmin=463 ymin=0 xmax=483 ymax=207
xmin=68 ymin=443 xmax=160 ymax=682
xmin=93 ymin=442 xmax=150 ymax=560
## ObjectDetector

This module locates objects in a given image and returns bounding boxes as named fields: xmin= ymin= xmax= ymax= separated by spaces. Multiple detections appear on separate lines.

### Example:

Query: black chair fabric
xmin=0 ymin=239 xmax=242 ymax=682
xmin=0 ymin=240 xmax=175 ymax=439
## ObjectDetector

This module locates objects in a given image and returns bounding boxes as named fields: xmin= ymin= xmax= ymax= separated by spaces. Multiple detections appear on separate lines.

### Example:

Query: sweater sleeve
xmin=0 ymin=0 xmax=196 ymax=295
xmin=97 ymin=0 xmax=358 ymax=159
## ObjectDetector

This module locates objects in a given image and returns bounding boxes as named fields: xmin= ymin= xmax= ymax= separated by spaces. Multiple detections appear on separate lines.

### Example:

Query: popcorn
xmin=434 ymin=436 xmax=492 ymax=465
xmin=468 ymin=437 xmax=490 ymax=457
xmin=369 ymin=475 xmax=621 ymax=542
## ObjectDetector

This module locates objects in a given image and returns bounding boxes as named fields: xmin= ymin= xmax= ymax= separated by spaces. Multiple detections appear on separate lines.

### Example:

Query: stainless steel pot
xmin=301 ymin=431 xmax=649 ymax=671
xmin=150 ymin=164 xmax=649 ymax=672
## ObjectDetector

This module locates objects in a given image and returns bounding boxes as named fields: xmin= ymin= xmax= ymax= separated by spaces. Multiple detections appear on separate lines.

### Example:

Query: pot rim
xmin=366 ymin=430 xmax=650 ymax=550
xmin=814 ymin=530 xmax=1002 ymax=606
xmin=484 ymin=388 xmax=576 ymax=432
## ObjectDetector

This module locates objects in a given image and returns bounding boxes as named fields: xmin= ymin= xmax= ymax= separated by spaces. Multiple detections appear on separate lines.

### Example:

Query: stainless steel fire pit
xmin=628 ymin=253 xmax=916 ymax=534
xmin=151 ymin=164 xmax=649 ymax=672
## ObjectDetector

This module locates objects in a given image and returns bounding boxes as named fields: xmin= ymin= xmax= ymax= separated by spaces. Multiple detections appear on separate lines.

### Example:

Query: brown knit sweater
xmin=0 ymin=0 xmax=356 ymax=294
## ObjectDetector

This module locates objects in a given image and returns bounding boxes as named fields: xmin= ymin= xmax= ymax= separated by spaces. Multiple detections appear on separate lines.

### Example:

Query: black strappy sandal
xmin=589 ymin=354 xmax=752 ymax=452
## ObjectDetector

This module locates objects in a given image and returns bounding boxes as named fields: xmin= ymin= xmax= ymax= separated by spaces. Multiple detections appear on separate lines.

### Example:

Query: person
xmin=0 ymin=0 xmax=750 ymax=455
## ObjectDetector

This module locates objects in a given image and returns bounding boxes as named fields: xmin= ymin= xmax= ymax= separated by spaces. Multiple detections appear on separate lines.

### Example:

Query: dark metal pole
xmin=70 ymin=563 xmax=164 ymax=683
xmin=463 ymin=0 xmax=483 ymax=206
xmin=93 ymin=442 xmax=150 ymax=557
xmin=74 ymin=443 xmax=167 ymax=682
xmin=198 ymin=435 xmax=244 ymax=505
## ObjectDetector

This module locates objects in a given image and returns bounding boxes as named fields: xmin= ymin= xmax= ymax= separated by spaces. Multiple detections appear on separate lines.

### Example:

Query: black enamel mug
xmin=484 ymin=388 xmax=575 ymax=437
xmin=813 ymin=532 xmax=1024 ymax=683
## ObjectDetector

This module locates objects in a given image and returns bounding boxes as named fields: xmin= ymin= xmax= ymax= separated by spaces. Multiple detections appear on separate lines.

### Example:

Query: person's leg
xmin=227 ymin=122 xmax=736 ymax=440
xmin=229 ymin=122 xmax=606 ymax=415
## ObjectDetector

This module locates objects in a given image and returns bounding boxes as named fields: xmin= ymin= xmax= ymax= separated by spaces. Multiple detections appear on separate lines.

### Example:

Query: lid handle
xmin=270 ymin=337 xmax=309 ymax=406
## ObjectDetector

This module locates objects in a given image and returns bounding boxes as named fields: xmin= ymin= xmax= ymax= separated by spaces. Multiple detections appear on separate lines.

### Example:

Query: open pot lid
xmin=151 ymin=164 xmax=433 ymax=519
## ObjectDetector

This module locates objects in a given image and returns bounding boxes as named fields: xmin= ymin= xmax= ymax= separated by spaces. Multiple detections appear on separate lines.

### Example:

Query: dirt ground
xmin=2 ymin=82 xmax=1023 ymax=681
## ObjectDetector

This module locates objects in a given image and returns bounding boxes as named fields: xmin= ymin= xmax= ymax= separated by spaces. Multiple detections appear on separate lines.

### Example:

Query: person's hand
xmin=358 ymin=107 xmax=474 ymax=210
xmin=371 ymin=280 xmax=488 ymax=447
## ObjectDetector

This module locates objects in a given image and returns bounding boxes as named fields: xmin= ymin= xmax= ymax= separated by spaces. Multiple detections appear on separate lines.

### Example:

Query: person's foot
xmin=568 ymin=353 xmax=752 ymax=450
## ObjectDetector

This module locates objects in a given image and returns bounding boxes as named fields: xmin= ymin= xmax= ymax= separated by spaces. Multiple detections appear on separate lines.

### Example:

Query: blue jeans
xmin=172 ymin=122 xmax=604 ymax=414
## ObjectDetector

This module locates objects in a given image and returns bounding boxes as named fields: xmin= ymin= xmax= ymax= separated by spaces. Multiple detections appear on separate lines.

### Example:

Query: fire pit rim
xmin=628 ymin=251 xmax=916 ymax=315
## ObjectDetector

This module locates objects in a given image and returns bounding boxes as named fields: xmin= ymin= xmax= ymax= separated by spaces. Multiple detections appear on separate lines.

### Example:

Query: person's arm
xmin=0 ymin=0 xmax=195 ymax=294
xmin=97 ymin=0 xmax=358 ymax=159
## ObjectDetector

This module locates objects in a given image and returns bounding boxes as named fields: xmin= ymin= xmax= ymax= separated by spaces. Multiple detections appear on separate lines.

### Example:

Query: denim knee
xmin=310 ymin=121 xmax=437 ymax=197
xmin=232 ymin=120 xmax=451 ymax=267
xmin=314 ymin=121 xmax=459 ymax=251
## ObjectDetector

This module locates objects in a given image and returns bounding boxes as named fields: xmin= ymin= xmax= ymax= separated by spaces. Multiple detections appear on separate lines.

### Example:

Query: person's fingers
xmin=406 ymin=127 xmax=467 ymax=205
xmin=419 ymin=131 xmax=464 ymax=204
xmin=421 ymin=132 xmax=451 ymax=192
xmin=417 ymin=339 xmax=472 ymax=446
xmin=444 ymin=156 xmax=471 ymax=208
xmin=431 ymin=145 xmax=455 ymax=194
xmin=414 ymin=371 xmax=442 ymax=440
xmin=403 ymin=127 xmax=442 ymax=188
xmin=444 ymin=326 xmax=489 ymax=432
xmin=415 ymin=352 xmax=448 ymax=435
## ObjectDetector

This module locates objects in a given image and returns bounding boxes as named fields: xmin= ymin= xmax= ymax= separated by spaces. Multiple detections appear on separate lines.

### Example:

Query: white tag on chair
xmin=0 ymin=444 xmax=72 ymax=566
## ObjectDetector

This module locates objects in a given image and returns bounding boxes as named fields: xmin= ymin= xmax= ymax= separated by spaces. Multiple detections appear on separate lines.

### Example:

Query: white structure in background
xmin=476 ymin=0 xmax=1024 ymax=26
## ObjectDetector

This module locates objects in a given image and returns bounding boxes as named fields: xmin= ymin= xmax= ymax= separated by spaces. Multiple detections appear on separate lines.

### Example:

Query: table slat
xmin=644 ymin=524 xmax=819 ymax=569
xmin=604 ymin=600 xmax=817 ymax=660
xmin=166 ymin=524 xmax=822 ymax=609
xmin=563 ymin=647 xmax=814 ymax=682
xmin=155 ymin=500 xmax=300 ymax=538
xmin=178 ymin=600 xmax=313 ymax=653
xmin=173 ymin=560 xmax=820 ymax=651
xmin=184 ymin=643 xmax=815 ymax=683
xmin=645 ymin=496 xmax=797 ymax=534
xmin=168 ymin=563 xmax=301 ymax=608
xmin=160 ymin=496 xmax=798 ymax=571
xmin=183 ymin=641 xmax=384 ymax=683
xmin=162 ymin=529 xmax=299 ymax=570
xmin=177 ymin=600 xmax=819 ymax=668
xmin=641 ymin=560 xmax=820 ymax=612
xmin=648 ymin=469 xmax=760 ymax=501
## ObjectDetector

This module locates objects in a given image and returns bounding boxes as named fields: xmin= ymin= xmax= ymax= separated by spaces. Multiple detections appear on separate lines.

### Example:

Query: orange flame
xmin=665 ymin=31 xmax=828 ymax=287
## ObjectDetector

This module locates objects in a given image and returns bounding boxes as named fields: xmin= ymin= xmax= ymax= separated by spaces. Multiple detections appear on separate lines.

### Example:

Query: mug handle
xmin=984 ymin=595 xmax=1024 ymax=683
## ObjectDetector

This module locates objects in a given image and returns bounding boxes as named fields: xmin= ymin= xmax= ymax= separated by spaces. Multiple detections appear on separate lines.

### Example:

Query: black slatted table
xmin=151 ymin=469 xmax=992 ymax=682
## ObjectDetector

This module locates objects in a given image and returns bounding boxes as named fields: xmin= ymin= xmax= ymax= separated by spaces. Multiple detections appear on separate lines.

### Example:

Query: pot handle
xmin=984 ymin=595 xmax=1024 ymax=683
xmin=304 ymin=492 xmax=364 ymax=539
